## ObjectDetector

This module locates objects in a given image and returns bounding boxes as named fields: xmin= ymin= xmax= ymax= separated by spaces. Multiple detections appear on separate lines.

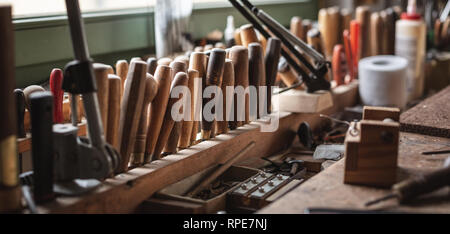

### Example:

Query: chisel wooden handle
xmin=290 ymin=16 xmax=303 ymax=40
xmin=0 ymin=6 xmax=20 ymax=210
xmin=23 ymin=85 xmax=45 ymax=111
xmin=216 ymin=60 xmax=235 ymax=135
xmin=278 ymin=57 xmax=303 ymax=90
xmin=115 ymin=60 xmax=129 ymax=99
xmin=144 ymin=65 xmax=173 ymax=163
xmin=188 ymin=52 xmax=208 ymax=145
xmin=152 ymin=72 xmax=189 ymax=160
xmin=340 ymin=9 xmax=352 ymax=43
xmin=202 ymin=49 xmax=226 ymax=140
xmin=204 ymin=44 xmax=214 ymax=52
xmin=178 ymin=69 xmax=199 ymax=149
xmin=29 ymin=92 xmax=54 ymax=203
xmin=131 ymin=74 xmax=158 ymax=166
xmin=147 ymin=57 xmax=158 ymax=75
xmin=229 ymin=46 xmax=249 ymax=129
xmin=164 ymin=61 xmax=188 ymax=154
xmin=356 ymin=6 xmax=371 ymax=60
xmin=370 ymin=12 xmax=383 ymax=56
xmin=248 ymin=43 xmax=266 ymax=119
xmin=50 ymin=69 xmax=64 ymax=123
xmin=158 ymin=57 xmax=173 ymax=66
xmin=380 ymin=8 xmax=396 ymax=55
xmin=14 ymin=89 xmax=26 ymax=138
xmin=302 ymin=20 xmax=313 ymax=42
xmin=106 ymin=75 xmax=121 ymax=149
xmin=264 ymin=38 xmax=281 ymax=114
xmin=307 ymin=28 xmax=325 ymax=56
xmin=175 ymin=55 xmax=190 ymax=68
xmin=194 ymin=46 xmax=204 ymax=53
xmin=234 ymin=28 xmax=243 ymax=46
xmin=93 ymin=63 xmax=111 ymax=136
xmin=117 ymin=61 xmax=148 ymax=173
xmin=240 ymin=24 xmax=259 ymax=48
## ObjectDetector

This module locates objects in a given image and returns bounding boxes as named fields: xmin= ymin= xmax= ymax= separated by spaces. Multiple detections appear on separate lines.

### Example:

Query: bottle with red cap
xmin=395 ymin=0 xmax=426 ymax=102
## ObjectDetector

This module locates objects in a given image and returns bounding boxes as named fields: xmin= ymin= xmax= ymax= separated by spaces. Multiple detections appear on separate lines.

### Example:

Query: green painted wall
xmin=14 ymin=0 xmax=317 ymax=88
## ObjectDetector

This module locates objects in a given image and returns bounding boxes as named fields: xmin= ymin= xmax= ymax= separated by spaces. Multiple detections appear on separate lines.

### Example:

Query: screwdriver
xmin=366 ymin=164 xmax=450 ymax=207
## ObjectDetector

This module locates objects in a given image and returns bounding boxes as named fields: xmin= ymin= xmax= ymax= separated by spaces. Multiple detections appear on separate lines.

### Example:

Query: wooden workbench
xmin=260 ymin=86 xmax=450 ymax=214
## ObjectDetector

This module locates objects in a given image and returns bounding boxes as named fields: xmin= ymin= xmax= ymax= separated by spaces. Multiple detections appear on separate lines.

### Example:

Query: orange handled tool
xmin=350 ymin=20 xmax=360 ymax=75
xmin=332 ymin=45 xmax=347 ymax=87
xmin=343 ymin=30 xmax=355 ymax=82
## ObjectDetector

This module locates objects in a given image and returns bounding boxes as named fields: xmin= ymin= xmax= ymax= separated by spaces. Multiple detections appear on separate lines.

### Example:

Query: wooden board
xmin=401 ymin=85 xmax=450 ymax=138
xmin=259 ymin=132 xmax=450 ymax=214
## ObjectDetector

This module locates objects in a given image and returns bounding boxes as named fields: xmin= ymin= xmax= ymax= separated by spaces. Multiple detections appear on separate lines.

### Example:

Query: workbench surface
xmin=259 ymin=132 xmax=450 ymax=214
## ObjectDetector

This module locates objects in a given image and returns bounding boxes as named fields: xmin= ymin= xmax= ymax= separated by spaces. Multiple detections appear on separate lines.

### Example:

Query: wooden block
xmin=274 ymin=90 xmax=333 ymax=113
xmin=363 ymin=106 xmax=400 ymax=122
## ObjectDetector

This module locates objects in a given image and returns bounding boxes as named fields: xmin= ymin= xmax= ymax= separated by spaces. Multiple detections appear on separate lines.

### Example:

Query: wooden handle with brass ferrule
xmin=117 ymin=61 xmax=148 ymax=173
xmin=131 ymin=74 xmax=158 ymax=166
xmin=152 ymin=72 xmax=189 ymax=160
xmin=201 ymin=49 xmax=226 ymax=140
xmin=144 ymin=65 xmax=173 ymax=163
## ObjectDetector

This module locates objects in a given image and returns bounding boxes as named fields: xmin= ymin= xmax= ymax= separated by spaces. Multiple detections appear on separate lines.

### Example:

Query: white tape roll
xmin=359 ymin=55 xmax=408 ymax=109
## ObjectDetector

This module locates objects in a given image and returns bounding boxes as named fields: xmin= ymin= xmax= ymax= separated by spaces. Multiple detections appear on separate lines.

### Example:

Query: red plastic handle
xmin=343 ymin=30 xmax=355 ymax=82
xmin=350 ymin=20 xmax=360 ymax=72
xmin=50 ymin=69 xmax=64 ymax=123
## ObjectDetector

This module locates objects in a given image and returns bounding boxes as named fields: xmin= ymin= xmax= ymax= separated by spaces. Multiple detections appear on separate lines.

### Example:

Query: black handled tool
xmin=30 ymin=92 xmax=55 ymax=203
xmin=14 ymin=89 xmax=26 ymax=138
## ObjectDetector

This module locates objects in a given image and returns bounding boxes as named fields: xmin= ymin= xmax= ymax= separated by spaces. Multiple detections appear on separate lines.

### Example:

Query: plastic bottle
xmin=395 ymin=0 xmax=426 ymax=102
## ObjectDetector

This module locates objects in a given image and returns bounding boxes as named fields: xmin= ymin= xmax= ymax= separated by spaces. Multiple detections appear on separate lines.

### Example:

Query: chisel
xmin=240 ymin=24 xmax=259 ymax=48
xmin=178 ymin=69 xmax=199 ymax=149
xmin=147 ymin=57 xmax=158 ymax=76
xmin=158 ymin=57 xmax=173 ymax=66
xmin=175 ymin=55 xmax=190 ymax=68
xmin=307 ymin=28 xmax=325 ymax=57
xmin=131 ymin=74 xmax=158 ymax=166
xmin=229 ymin=46 xmax=249 ymax=129
xmin=290 ymin=16 xmax=303 ymax=40
xmin=106 ymin=74 xmax=121 ymax=149
xmin=0 ymin=4 xmax=21 ymax=212
xmin=216 ymin=60 xmax=235 ymax=135
xmin=370 ymin=12 xmax=383 ymax=56
xmin=234 ymin=28 xmax=243 ymax=46
xmin=340 ymin=9 xmax=352 ymax=43
xmin=202 ymin=49 xmax=226 ymax=140
xmin=115 ymin=60 xmax=129 ymax=99
xmin=29 ymin=92 xmax=55 ymax=203
xmin=302 ymin=20 xmax=312 ymax=42
xmin=380 ymin=8 xmax=396 ymax=55
xmin=356 ymin=6 xmax=371 ymax=60
xmin=117 ymin=61 xmax=148 ymax=173
xmin=188 ymin=52 xmax=208 ymax=146
xmin=50 ymin=69 xmax=64 ymax=123
xmin=23 ymin=85 xmax=45 ymax=111
xmin=350 ymin=20 xmax=360 ymax=71
xmin=264 ymin=38 xmax=281 ymax=114
xmin=164 ymin=60 xmax=188 ymax=155
xmin=152 ymin=72 xmax=189 ymax=160
xmin=248 ymin=43 xmax=266 ymax=119
xmin=14 ymin=89 xmax=26 ymax=138
xmin=278 ymin=57 xmax=303 ymax=90
xmin=144 ymin=65 xmax=173 ymax=163
xmin=93 ymin=63 xmax=112 ymax=137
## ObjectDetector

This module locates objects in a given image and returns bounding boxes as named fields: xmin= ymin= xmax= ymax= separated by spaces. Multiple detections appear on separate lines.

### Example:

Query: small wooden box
xmin=344 ymin=106 xmax=400 ymax=188
xmin=137 ymin=166 xmax=259 ymax=214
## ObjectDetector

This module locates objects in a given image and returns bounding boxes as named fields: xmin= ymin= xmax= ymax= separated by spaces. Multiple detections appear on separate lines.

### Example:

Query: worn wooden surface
xmin=401 ymin=85 xmax=450 ymax=138
xmin=259 ymin=132 xmax=450 ymax=214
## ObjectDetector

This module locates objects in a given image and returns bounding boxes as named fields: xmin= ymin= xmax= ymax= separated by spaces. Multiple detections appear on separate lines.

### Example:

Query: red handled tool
xmin=332 ymin=45 xmax=347 ymax=86
xmin=50 ymin=69 xmax=64 ymax=123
